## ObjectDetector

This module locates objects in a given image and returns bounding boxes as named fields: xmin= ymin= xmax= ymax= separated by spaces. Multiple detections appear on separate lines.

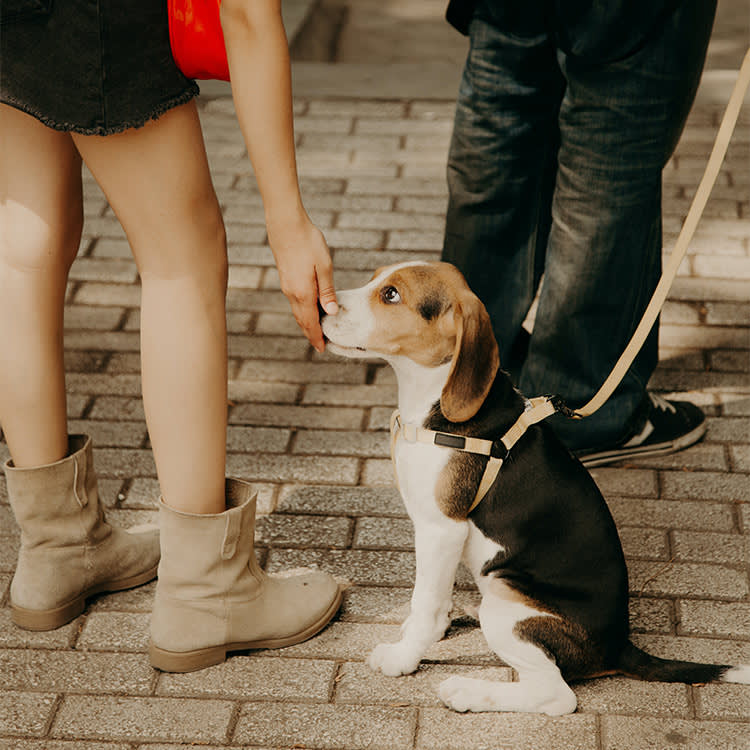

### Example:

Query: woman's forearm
xmin=220 ymin=0 xmax=306 ymax=228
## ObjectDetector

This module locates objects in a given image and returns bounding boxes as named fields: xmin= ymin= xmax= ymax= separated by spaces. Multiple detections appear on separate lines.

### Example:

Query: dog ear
xmin=440 ymin=290 xmax=499 ymax=422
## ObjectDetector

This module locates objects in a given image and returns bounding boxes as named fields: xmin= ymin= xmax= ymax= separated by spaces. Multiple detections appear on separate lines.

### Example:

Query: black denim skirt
xmin=0 ymin=0 xmax=200 ymax=134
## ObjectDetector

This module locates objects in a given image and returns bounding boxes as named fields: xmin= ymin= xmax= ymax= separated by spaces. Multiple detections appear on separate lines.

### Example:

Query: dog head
xmin=322 ymin=261 xmax=499 ymax=422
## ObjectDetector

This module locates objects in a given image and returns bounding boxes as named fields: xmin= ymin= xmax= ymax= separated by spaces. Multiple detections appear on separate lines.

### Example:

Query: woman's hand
xmin=268 ymin=215 xmax=338 ymax=352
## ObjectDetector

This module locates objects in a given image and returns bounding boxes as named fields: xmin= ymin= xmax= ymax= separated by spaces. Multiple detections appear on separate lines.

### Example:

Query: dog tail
xmin=617 ymin=641 xmax=750 ymax=684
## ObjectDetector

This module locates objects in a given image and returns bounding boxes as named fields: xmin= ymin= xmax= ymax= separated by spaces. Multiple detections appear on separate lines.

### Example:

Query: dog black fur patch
xmin=418 ymin=295 xmax=445 ymax=321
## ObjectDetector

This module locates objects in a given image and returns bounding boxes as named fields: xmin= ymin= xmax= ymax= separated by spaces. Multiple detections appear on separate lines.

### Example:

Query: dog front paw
xmin=367 ymin=641 xmax=421 ymax=677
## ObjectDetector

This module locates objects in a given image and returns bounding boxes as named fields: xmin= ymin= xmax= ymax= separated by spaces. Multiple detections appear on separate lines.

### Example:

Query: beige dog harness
xmin=390 ymin=396 xmax=561 ymax=515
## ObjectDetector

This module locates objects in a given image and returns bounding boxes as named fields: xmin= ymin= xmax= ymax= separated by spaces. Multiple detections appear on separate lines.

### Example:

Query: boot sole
xmin=149 ymin=585 xmax=344 ymax=672
xmin=11 ymin=564 xmax=159 ymax=631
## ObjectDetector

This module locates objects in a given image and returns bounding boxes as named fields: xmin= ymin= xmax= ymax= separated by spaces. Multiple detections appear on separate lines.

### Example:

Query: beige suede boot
xmin=149 ymin=477 xmax=343 ymax=672
xmin=5 ymin=435 xmax=160 ymax=630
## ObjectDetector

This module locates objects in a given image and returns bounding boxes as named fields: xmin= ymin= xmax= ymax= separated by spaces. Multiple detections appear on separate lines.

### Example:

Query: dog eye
xmin=381 ymin=286 xmax=401 ymax=304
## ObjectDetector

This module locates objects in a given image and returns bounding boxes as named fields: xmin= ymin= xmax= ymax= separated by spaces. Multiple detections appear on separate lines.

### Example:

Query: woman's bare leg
xmin=0 ymin=105 xmax=82 ymax=467
xmin=71 ymin=102 xmax=227 ymax=514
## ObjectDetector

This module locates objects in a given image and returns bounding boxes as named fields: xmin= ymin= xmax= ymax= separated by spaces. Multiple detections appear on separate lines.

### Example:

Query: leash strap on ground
xmin=572 ymin=47 xmax=750 ymax=419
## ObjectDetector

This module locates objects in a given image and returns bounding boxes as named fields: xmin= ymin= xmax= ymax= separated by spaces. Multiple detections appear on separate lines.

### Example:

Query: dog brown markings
xmin=435 ymin=451 xmax=485 ymax=520
xmin=439 ymin=267 xmax=499 ymax=424
xmin=364 ymin=265 xmax=456 ymax=367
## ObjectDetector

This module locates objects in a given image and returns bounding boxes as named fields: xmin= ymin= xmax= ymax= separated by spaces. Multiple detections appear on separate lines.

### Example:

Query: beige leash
xmin=391 ymin=51 xmax=750 ymax=515
xmin=572 ymin=48 xmax=750 ymax=419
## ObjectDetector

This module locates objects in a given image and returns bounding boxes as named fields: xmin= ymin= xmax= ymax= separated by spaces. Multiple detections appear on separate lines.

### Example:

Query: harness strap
xmin=391 ymin=396 xmax=559 ymax=515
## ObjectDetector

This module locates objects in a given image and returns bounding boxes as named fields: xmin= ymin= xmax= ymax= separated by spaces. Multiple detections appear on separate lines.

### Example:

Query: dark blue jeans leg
xmin=442 ymin=12 xmax=564 ymax=376
xmin=520 ymin=0 xmax=716 ymax=451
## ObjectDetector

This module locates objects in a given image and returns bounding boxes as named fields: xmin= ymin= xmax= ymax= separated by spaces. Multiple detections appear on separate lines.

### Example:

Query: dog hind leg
xmin=439 ymin=595 xmax=577 ymax=715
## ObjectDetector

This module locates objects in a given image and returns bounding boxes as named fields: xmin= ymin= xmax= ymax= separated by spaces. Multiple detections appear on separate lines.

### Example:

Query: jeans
xmin=442 ymin=0 xmax=716 ymax=451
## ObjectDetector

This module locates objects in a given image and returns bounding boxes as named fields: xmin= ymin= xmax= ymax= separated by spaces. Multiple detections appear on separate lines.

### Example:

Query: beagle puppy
xmin=321 ymin=261 xmax=750 ymax=715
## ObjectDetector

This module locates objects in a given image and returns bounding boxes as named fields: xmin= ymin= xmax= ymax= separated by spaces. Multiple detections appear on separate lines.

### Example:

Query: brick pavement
xmin=2 ymin=10 xmax=750 ymax=750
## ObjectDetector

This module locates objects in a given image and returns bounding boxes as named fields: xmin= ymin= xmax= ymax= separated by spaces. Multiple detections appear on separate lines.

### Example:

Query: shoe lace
xmin=648 ymin=392 xmax=677 ymax=414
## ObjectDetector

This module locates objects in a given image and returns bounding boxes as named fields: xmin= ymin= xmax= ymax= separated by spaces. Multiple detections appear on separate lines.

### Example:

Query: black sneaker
xmin=576 ymin=393 xmax=707 ymax=468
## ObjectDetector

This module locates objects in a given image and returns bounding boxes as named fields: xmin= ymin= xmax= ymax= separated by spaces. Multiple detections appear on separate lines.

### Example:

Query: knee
xmin=135 ymin=197 xmax=228 ymax=291
xmin=0 ymin=197 xmax=83 ymax=274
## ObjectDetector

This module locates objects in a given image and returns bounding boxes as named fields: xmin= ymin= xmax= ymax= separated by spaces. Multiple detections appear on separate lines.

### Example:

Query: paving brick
xmin=74 ymin=282 xmax=141 ymax=307
xmin=633 ymin=633 xmax=750 ymax=665
xmin=87 ymin=581 xmax=157 ymax=614
xmin=64 ymin=305 xmax=125 ymax=331
xmin=627 ymin=559 xmax=748 ymax=599
xmin=0 ymin=609 xmax=78 ymax=649
xmin=336 ymin=662 xmax=513 ymax=706
xmin=307 ymin=100 xmax=408 ymax=118
xmin=0 ymin=743 xmax=129 ymax=750
xmin=91 ymin=237 xmax=131 ymax=259
xmin=277 ymin=484 xmax=405 ymax=517
xmin=340 ymin=585 xmax=412 ymax=623
xmin=354 ymin=516 xmax=415 ymax=549
xmin=228 ymin=333 xmax=310 ymax=360
xmin=731 ymin=445 xmax=750 ymax=471
xmin=417 ymin=708 xmax=598 ymax=750
xmin=234 ymin=702 xmax=416 ymax=749
xmin=590 ymin=468 xmax=659 ymax=498
xmin=672 ymin=530 xmax=748 ymax=564
xmin=711 ymin=350 xmax=750 ymax=373
xmin=225 ymin=425 xmax=290 ymax=453
xmin=67 ymin=420 xmax=146 ymax=448
xmin=369 ymin=405 xmax=396 ymax=430
xmin=225 ymin=453 xmax=359 ymax=484
xmin=267 ymin=548 xmax=414 ymax=587
xmin=695 ymin=684 xmax=750 ymax=720
xmin=607 ymin=497 xmax=736 ymax=532
xmin=302 ymin=383 xmax=397 ymax=407
xmin=63 ymin=350 xmax=109 ymax=374
xmin=51 ymin=696 xmax=235 ymax=744
xmin=361 ymin=458 xmax=397 ymax=486
xmin=725 ymin=398 xmax=750 ymax=417
xmin=705 ymin=301 xmax=750 ymax=325
xmin=661 ymin=471 xmax=750 ymax=502
xmin=157 ymin=656 xmax=336 ymax=701
xmin=69 ymin=258 xmax=138 ymax=284
xmin=631 ymin=443 xmax=729 ymax=472
xmin=293 ymin=429 xmax=390 ymax=457
xmin=574 ymin=677 xmax=690 ymax=716
xmin=629 ymin=597 xmax=675 ymax=634
xmin=255 ymin=513 xmax=352 ymax=548
xmin=0 ymin=648 xmax=153 ymax=694
xmin=333 ymin=247 xmax=439 ymax=270
xmin=225 ymin=288 xmax=290 ymax=313
xmin=619 ymin=526 xmax=670 ymax=560
xmin=707 ymin=415 xmax=750 ymax=442
xmin=237 ymin=358 xmax=367 ymax=384
xmin=677 ymin=600 xmax=750 ymax=638
xmin=227 ymin=379 xmax=300 ymax=404
xmin=0 ymin=691 xmax=58 ymax=738
xmin=78 ymin=612 xmax=150 ymax=652
xmin=602 ymin=715 xmax=750 ymax=750
xmin=90 ymin=448 xmax=156 ymax=479
xmin=387 ymin=229 xmax=446 ymax=250
xmin=671 ymin=276 xmax=750 ymax=303
xmin=230 ymin=403 xmax=364 ymax=430
xmin=253 ymin=311 xmax=305 ymax=336
xmin=326 ymin=227 xmax=387 ymax=250
xmin=347 ymin=176 xmax=448 ymax=196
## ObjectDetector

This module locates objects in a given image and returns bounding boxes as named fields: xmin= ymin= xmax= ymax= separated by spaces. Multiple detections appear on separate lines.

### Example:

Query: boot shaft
xmin=5 ymin=435 xmax=111 ymax=549
xmin=156 ymin=478 xmax=263 ymax=601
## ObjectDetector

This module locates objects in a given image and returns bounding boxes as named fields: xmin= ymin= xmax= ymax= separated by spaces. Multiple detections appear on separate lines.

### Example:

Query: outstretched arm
xmin=220 ymin=0 xmax=337 ymax=351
